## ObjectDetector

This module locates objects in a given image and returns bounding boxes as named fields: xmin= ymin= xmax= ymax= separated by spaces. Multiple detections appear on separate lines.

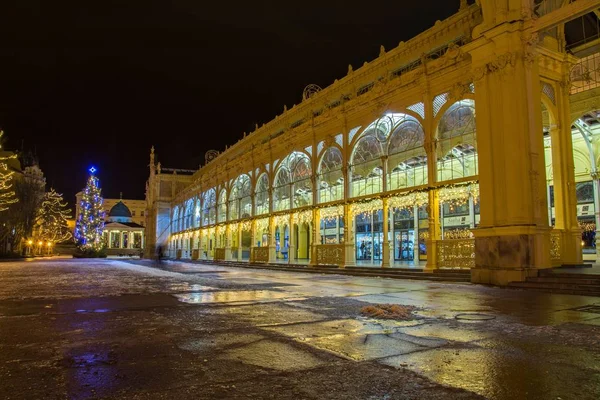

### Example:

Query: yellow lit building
xmin=145 ymin=1 xmax=600 ymax=285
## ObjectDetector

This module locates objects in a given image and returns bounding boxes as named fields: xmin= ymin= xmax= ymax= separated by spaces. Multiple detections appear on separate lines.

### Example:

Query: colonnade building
xmin=145 ymin=1 xmax=600 ymax=285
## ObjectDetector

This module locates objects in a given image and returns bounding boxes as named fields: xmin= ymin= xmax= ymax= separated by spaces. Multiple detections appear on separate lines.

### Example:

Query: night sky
xmin=0 ymin=1 xmax=466 ymax=205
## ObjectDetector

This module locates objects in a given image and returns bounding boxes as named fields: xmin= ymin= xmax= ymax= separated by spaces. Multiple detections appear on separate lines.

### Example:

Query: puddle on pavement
xmin=220 ymin=303 xmax=326 ymax=327
xmin=219 ymin=340 xmax=326 ymax=371
xmin=398 ymin=322 xmax=494 ymax=343
xmin=264 ymin=318 xmax=422 ymax=340
xmin=303 ymin=332 xmax=426 ymax=361
xmin=380 ymin=344 xmax=600 ymax=400
xmin=165 ymin=283 xmax=218 ymax=292
xmin=173 ymin=290 xmax=291 ymax=304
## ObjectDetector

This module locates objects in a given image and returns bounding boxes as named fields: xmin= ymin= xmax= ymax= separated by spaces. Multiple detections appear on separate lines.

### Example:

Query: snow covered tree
xmin=36 ymin=189 xmax=72 ymax=243
xmin=74 ymin=168 xmax=105 ymax=251
xmin=0 ymin=131 xmax=18 ymax=212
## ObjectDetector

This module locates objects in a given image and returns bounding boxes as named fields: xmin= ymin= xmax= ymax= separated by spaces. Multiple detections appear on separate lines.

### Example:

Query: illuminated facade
xmin=146 ymin=1 xmax=600 ymax=285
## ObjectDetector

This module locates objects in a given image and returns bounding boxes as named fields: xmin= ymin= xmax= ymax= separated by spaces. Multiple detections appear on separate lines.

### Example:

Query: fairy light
xmin=36 ymin=188 xmax=72 ymax=243
xmin=320 ymin=205 xmax=344 ymax=222
xmin=74 ymin=167 xmax=105 ymax=250
xmin=350 ymin=199 xmax=383 ymax=218
xmin=388 ymin=191 xmax=429 ymax=211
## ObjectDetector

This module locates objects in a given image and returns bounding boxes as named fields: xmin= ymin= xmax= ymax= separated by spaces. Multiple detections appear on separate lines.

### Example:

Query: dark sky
xmin=0 ymin=0 xmax=466 ymax=205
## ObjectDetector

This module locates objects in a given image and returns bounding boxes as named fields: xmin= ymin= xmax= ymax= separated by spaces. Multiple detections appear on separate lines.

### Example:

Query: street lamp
xmin=27 ymin=240 xmax=33 ymax=256
xmin=47 ymin=242 xmax=52 ymax=255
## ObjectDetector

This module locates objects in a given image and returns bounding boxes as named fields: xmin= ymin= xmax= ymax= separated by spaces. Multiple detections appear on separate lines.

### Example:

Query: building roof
xmin=105 ymin=221 xmax=144 ymax=229
xmin=108 ymin=201 xmax=132 ymax=218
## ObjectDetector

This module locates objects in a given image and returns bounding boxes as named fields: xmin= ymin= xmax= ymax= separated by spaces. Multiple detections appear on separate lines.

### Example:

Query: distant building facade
xmin=75 ymin=194 xmax=146 ymax=255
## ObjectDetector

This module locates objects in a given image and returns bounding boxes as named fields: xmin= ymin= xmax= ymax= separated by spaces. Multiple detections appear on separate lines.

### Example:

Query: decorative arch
xmin=387 ymin=115 xmax=428 ymax=190
xmin=255 ymin=173 xmax=270 ymax=215
xmin=184 ymin=198 xmax=194 ymax=230
xmin=318 ymin=146 xmax=344 ymax=203
xmin=202 ymin=188 xmax=216 ymax=226
xmin=229 ymin=174 xmax=252 ymax=220
xmin=436 ymin=99 xmax=478 ymax=182
xmin=172 ymin=206 xmax=180 ymax=233
xmin=217 ymin=188 xmax=228 ymax=222
xmin=193 ymin=197 xmax=201 ymax=228
xmin=274 ymin=152 xmax=313 ymax=211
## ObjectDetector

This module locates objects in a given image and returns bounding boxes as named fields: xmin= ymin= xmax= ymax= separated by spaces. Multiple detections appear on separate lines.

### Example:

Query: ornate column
xmin=382 ymin=197 xmax=391 ymax=268
xmin=550 ymin=77 xmax=582 ymax=266
xmin=425 ymin=189 xmax=441 ymax=272
xmin=237 ymin=224 xmax=243 ymax=261
xmin=224 ymin=224 xmax=232 ymax=260
xmin=309 ymin=208 xmax=321 ymax=266
xmin=470 ymin=27 xmax=551 ymax=285
xmin=594 ymin=176 xmax=600 ymax=256
xmin=344 ymin=204 xmax=355 ymax=267
xmin=268 ymin=216 xmax=277 ymax=263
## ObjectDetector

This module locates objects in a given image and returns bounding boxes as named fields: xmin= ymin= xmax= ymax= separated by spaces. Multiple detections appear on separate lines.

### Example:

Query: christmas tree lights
xmin=74 ymin=167 xmax=105 ymax=251
xmin=36 ymin=189 xmax=72 ymax=243
xmin=0 ymin=131 xmax=18 ymax=212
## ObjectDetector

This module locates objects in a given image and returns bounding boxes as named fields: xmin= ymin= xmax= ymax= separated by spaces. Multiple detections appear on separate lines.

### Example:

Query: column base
xmin=472 ymin=225 xmax=552 ymax=285
xmin=288 ymin=245 xmax=296 ymax=265
xmin=471 ymin=267 xmax=538 ymax=286
xmin=268 ymin=246 xmax=277 ymax=263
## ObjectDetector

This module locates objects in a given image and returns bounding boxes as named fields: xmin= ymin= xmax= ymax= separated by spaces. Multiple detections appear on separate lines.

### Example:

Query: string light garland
xmin=350 ymin=199 xmax=383 ymax=218
xmin=387 ymin=191 xmax=429 ymax=211
xmin=320 ymin=205 xmax=344 ymax=222
xmin=443 ymin=229 xmax=474 ymax=240
xmin=255 ymin=218 xmax=269 ymax=232
xmin=74 ymin=168 xmax=105 ymax=251
xmin=438 ymin=182 xmax=479 ymax=211
xmin=0 ymin=131 xmax=18 ymax=212
xmin=293 ymin=210 xmax=313 ymax=225
xmin=36 ymin=189 xmax=72 ymax=243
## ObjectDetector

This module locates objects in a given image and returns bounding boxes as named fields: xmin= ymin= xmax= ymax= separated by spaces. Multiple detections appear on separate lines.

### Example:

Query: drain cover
xmin=572 ymin=305 xmax=600 ymax=314
xmin=455 ymin=313 xmax=496 ymax=321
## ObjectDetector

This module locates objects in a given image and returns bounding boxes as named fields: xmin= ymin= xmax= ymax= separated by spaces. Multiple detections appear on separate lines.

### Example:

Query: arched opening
xmin=275 ymin=225 xmax=290 ymax=260
xmin=295 ymin=222 xmax=311 ymax=260
xmin=350 ymin=122 xmax=385 ymax=197
xmin=255 ymin=174 xmax=270 ymax=216
xmin=318 ymin=147 xmax=344 ymax=203
xmin=202 ymin=189 xmax=216 ymax=226
xmin=436 ymin=99 xmax=478 ymax=182
xmin=274 ymin=152 xmax=313 ymax=211
xmin=217 ymin=189 xmax=227 ymax=223
xmin=436 ymin=99 xmax=479 ymax=239
xmin=387 ymin=115 xmax=427 ymax=190
xmin=229 ymin=174 xmax=252 ymax=220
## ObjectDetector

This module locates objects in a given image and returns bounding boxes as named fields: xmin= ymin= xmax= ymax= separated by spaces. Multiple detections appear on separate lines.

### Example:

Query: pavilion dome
xmin=108 ymin=201 xmax=132 ymax=218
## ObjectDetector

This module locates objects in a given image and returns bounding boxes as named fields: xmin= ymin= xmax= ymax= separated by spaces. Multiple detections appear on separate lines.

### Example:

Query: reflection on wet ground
xmin=0 ymin=258 xmax=599 ymax=399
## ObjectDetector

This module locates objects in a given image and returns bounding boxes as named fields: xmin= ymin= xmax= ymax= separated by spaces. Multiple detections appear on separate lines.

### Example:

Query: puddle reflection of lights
xmin=174 ymin=290 xmax=289 ymax=304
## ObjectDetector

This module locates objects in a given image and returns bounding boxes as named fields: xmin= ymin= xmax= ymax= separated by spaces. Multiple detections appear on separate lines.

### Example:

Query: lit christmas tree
xmin=37 ymin=189 xmax=72 ymax=243
xmin=74 ymin=167 xmax=105 ymax=251
xmin=0 ymin=130 xmax=18 ymax=212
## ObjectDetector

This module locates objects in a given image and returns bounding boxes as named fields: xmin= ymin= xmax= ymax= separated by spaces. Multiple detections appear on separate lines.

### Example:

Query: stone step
xmin=526 ymin=276 xmax=600 ymax=285
xmin=191 ymin=260 xmax=471 ymax=282
xmin=507 ymin=284 xmax=600 ymax=297
xmin=539 ymin=271 xmax=600 ymax=279
xmin=509 ymin=281 xmax=600 ymax=292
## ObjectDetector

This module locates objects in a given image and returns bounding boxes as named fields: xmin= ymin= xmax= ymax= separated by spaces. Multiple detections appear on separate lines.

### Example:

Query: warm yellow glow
xmin=38 ymin=241 xmax=43 ymax=246
xmin=28 ymin=240 xmax=33 ymax=245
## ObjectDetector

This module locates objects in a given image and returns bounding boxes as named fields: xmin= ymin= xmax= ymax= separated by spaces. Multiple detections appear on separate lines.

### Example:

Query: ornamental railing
xmin=250 ymin=247 xmax=269 ymax=263
xmin=550 ymin=231 xmax=562 ymax=265
xmin=437 ymin=239 xmax=475 ymax=269
xmin=214 ymin=248 xmax=226 ymax=261
xmin=315 ymin=244 xmax=345 ymax=267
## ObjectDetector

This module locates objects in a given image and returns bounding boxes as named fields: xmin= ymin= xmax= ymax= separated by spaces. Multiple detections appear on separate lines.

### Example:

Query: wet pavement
xmin=0 ymin=258 xmax=599 ymax=399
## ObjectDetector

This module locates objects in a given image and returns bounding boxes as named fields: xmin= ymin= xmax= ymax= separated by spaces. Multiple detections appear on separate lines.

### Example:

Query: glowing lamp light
xmin=28 ymin=240 xmax=33 ymax=245
xmin=89 ymin=166 xmax=97 ymax=174
xmin=38 ymin=241 xmax=43 ymax=246
xmin=47 ymin=242 xmax=52 ymax=247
